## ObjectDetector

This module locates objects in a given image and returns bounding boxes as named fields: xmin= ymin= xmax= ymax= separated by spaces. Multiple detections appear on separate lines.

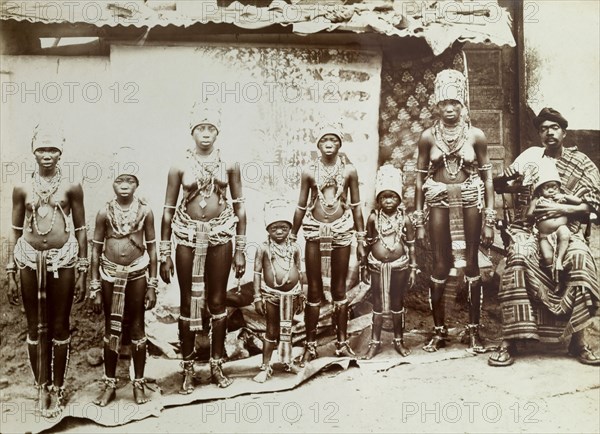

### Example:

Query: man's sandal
xmin=488 ymin=344 xmax=514 ymax=367
xmin=569 ymin=344 xmax=600 ymax=366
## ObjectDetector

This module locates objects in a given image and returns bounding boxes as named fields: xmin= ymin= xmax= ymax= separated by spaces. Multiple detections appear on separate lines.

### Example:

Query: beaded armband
xmin=159 ymin=240 xmax=172 ymax=263
xmin=411 ymin=210 xmax=425 ymax=228
xmin=6 ymin=262 xmax=16 ymax=274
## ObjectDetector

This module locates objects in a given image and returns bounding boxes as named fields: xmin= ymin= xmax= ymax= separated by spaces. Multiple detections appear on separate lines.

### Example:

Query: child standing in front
xmin=361 ymin=165 xmax=417 ymax=359
xmin=253 ymin=200 xmax=303 ymax=382
xmin=89 ymin=148 xmax=158 ymax=406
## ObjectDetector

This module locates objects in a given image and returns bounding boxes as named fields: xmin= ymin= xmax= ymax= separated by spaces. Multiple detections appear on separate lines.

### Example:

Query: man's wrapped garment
xmin=499 ymin=147 xmax=600 ymax=341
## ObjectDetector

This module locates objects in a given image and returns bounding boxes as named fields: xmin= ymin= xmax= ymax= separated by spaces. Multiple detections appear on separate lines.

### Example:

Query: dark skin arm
xmin=7 ymin=186 xmax=26 ymax=305
xmin=144 ymin=208 xmax=157 ymax=310
xmin=228 ymin=161 xmax=247 ymax=278
xmin=525 ymin=197 xmax=539 ymax=224
xmin=347 ymin=165 xmax=366 ymax=264
xmin=473 ymin=127 xmax=495 ymax=248
xmin=159 ymin=166 xmax=181 ymax=284
xmin=361 ymin=213 xmax=376 ymax=284
xmin=404 ymin=215 xmax=418 ymax=288
xmin=70 ymin=182 xmax=87 ymax=303
xmin=292 ymin=168 xmax=311 ymax=237
xmin=90 ymin=210 xmax=106 ymax=313
xmin=253 ymin=244 xmax=265 ymax=316
xmin=414 ymin=131 xmax=431 ymax=243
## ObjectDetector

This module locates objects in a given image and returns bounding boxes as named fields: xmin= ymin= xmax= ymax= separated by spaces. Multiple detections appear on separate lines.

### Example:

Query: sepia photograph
xmin=0 ymin=1 xmax=598 ymax=432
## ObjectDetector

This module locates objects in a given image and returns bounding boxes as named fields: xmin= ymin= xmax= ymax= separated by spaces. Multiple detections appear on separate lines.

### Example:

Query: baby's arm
xmin=555 ymin=194 xmax=582 ymax=205
xmin=526 ymin=197 xmax=539 ymax=223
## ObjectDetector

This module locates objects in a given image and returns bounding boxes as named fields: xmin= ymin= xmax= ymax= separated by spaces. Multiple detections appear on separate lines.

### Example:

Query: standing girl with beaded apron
xmin=6 ymin=124 xmax=88 ymax=417
xmin=252 ymin=199 xmax=303 ymax=382
xmin=89 ymin=147 xmax=158 ymax=406
xmin=292 ymin=123 xmax=366 ymax=365
xmin=414 ymin=70 xmax=495 ymax=353
xmin=361 ymin=165 xmax=418 ymax=359
xmin=159 ymin=105 xmax=246 ymax=393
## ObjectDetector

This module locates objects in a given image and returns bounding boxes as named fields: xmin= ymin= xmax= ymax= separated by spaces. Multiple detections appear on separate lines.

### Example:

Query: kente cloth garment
xmin=367 ymin=252 xmax=409 ymax=314
xmin=100 ymin=255 xmax=149 ymax=353
xmin=261 ymin=283 xmax=302 ymax=365
xmin=302 ymin=209 xmax=354 ymax=292
xmin=13 ymin=235 xmax=79 ymax=277
xmin=172 ymin=203 xmax=237 ymax=331
xmin=423 ymin=174 xmax=484 ymax=268
xmin=499 ymin=146 xmax=600 ymax=342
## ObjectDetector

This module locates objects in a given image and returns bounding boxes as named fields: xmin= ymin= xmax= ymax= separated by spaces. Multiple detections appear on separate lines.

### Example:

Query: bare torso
xmin=369 ymin=212 xmax=407 ymax=262
xmin=426 ymin=126 xmax=479 ymax=184
xmin=261 ymin=242 xmax=300 ymax=292
xmin=20 ymin=178 xmax=72 ymax=250
xmin=180 ymin=156 xmax=229 ymax=221
xmin=103 ymin=203 xmax=148 ymax=266
xmin=306 ymin=162 xmax=353 ymax=223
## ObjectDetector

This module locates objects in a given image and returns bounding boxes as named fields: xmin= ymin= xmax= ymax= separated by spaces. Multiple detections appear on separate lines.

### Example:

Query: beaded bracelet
xmin=235 ymin=235 xmax=247 ymax=252
xmin=89 ymin=279 xmax=102 ymax=298
xmin=483 ymin=208 xmax=497 ymax=228
xmin=411 ymin=210 xmax=425 ymax=228
xmin=159 ymin=240 xmax=172 ymax=263
xmin=76 ymin=257 xmax=89 ymax=273
xmin=253 ymin=295 xmax=262 ymax=303
xmin=6 ymin=262 xmax=16 ymax=274
xmin=289 ymin=233 xmax=298 ymax=242
xmin=147 ymin=277 xmax=159 ymax=289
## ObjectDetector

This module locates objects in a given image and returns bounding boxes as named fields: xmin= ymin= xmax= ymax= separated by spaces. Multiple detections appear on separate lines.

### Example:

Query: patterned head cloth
xmin=113 ymin=146 xmax=140 ymax=183
xmin=264 ymin=199 xmax=294 ymax=229
xmin=190 ymin=103 xmax=221 ymax=133
xmin=315 ymin=122 xmax=344 ymax=146
xmin=375 ymin=164 xmax=403 ymax=201
xmin=533 ymin=158 xmax=561 ymax=194
xmin=434 ymin=69 xmax=468 ymax=106
xmin=31 ymin=123 xmax=65 ymax=154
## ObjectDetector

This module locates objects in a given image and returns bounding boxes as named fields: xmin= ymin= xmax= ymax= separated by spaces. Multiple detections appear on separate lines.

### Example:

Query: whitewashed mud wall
xmin=1 ymin=45 xmax=382 ymax=286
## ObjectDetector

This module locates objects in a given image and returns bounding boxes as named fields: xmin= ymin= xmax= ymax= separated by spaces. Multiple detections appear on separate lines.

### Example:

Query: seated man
xmin=489 ymin=107 xmax=600 ymax=367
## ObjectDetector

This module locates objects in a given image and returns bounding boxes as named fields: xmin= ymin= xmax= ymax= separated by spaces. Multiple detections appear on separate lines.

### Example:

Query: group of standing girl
xmin=7 ymin=69 xmax=496 ymax=416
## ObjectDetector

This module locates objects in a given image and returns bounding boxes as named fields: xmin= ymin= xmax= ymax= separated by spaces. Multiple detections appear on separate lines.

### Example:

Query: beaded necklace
xmin=187 ymin=148 xmax=221 ymax=209
xmin=30 ymin=167 xmax=63 ymax=236
xmin=376 ymin=208 xmax=405 ymax=252
xmin=107 ymin=196 xmax=142 ymax=236
xmin=268 ymin=238 xmax=294 ymax=288
xmin=433 ymin=121 xmax=469 ymax=179
xmin=316 ymin=156 xmax=345 ymax=214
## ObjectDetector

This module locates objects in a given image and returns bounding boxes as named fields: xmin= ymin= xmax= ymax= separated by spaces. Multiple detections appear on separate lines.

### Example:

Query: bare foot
xmin=252 ymin=364 xmax=273 ymax=383
xmin=393 ymin=338 xmax=411 ymax=357
xmin=37 ymin=385 xmax=51 ymax=416
xmin=132 ymin=380 xmax=150 ymax=405
xmin=94 ymin=387 xmax=116 ymax=407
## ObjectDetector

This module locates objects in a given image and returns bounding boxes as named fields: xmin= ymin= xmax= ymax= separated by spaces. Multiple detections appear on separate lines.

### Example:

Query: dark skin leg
xmin=428 ymin=207 xmax=453 ymax=327
xmin=22 ymin=268 xmax=75 ymax=413
xmin=204 ymin=242 xmax=233 ymax=359
xmin=304 ymin=240 xmax=324 ymax=340
xmin=263 ymin=301 xmax=279 ymax=366
xmin=331 ymin=246 xmax=351 ymax=342
xmin=390 ymin=269 xmax=411 ymax=356
xmin=126 ymin=278 xmax=149 ymax=404
xmin=95 ymin=280 xmax=117 ymax=407
xmin=175 ymin=245 xmax=196 ymax=360
xmin=463 ymin=206 xmax=482 ymax=325
xmin=20 ymin=268 xmax=51 ymax=413
xmin=362 ymin=271 xmax=383 ymax=360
